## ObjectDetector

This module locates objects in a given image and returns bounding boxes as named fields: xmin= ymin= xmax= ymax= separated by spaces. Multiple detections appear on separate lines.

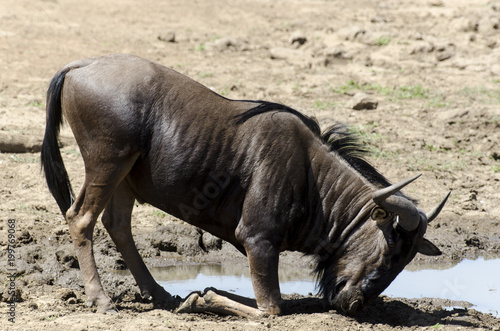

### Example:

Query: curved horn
xmin=426 ymin=191 xmax=451 ymax=223
xmin=372 ymin=175 xmax=421 ymax=232
xmin=372 ymin=174 xmax=421 ymax=204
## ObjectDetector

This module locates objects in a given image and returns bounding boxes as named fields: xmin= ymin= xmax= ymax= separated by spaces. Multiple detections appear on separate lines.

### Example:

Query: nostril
xmin=347 ymin=299 xmax=364 ymax=315
xmin=338 ymin=288 xmax=365 ymax=315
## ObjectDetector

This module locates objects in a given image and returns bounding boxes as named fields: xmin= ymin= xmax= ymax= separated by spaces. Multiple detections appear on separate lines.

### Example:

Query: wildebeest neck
xmin=296 ymin=146 xmax=375 ymax=255
xmin=235 ymin=101 xmax=388 ymax=255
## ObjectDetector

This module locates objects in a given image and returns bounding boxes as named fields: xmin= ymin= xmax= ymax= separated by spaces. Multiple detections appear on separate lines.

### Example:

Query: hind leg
xmin=101 ymin=180 xmax=172 ymax=303
xmin=65 ymin=157 xmax=138 ymax=313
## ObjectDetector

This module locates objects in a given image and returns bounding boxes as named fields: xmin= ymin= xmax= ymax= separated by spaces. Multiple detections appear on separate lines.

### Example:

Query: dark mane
xmin=236 ymin=101 xmax=391 ymax=189
xmin=236 ymin=101 xmax=321 ymax=137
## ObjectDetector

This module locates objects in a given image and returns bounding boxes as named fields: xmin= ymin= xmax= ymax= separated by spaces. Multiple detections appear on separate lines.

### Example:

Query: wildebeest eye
xmin=386 ymin=234 xmax=396 ymax=248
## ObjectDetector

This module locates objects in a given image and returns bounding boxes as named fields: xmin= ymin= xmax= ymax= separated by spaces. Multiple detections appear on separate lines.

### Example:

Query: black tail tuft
xmin=41 ymin=68 xmax=75 ymax=216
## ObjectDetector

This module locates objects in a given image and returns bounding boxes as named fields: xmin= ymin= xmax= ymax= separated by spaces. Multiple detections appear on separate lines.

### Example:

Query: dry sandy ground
xmin=1 ymin=0 xmax=500 ymax=329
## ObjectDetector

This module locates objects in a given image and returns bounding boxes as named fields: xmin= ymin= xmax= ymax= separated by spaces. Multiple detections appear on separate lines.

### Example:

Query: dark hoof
xmin=95 ymin=299 xmax=117 ymax=314
xmin=142 ymin=286 xmax=173 ymax=303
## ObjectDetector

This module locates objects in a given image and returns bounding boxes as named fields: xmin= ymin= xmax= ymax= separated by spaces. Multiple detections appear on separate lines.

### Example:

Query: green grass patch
xmin=426 ymin=95 xmax=449 ymax=108
xmin=27 ymin=100 xmax=43 ymax=107
xmin=395 ymin=85 xmax=428 ymax=99
xmin=152 ymin=210 xmax=169 ymax=218
xmin=312 ymin=100 xmax=335 ymax=109
xmin=62 ymin=149 xmax=81 ymax=156
xmin=198 ymin=72 xmax=214 ymax=78
xmin=194 ymin=43 xmax=205 ymax=51
xmin=332 ymin=79 xmax=361 ymax=94
xmin=349 ymin=124 xmax=394 ymax=158
xmin=375 ymin=36 xmax=391 ymax=46
xmin=459 ymin=86 xmax=500 ymax=104
xmin=9 ymin=155 xmax=39 ymax=164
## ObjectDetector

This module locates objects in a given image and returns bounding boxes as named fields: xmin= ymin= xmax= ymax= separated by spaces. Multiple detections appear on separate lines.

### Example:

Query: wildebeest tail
xmin=41 ymin=67 xmax=75 ymax=216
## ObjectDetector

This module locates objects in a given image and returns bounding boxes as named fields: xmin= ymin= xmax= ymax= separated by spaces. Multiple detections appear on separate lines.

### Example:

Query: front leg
xmin=244 ymin=237 xmax=282 ymax=315
xmin=175 ymin=237 xmax=282 ymax=318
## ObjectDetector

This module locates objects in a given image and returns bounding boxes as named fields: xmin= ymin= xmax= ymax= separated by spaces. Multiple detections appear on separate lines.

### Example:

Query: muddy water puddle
xmin=152 ymin=258 xmax=500 ymax=316
xmin=152 ymin=262 xmax=316 ymax=299
xmin=383 ymin=257 xmax=500 ymax=316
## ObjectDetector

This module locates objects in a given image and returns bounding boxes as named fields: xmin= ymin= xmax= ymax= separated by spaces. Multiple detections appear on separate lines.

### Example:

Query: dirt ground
xmin=1 ymin=0 xmax=500 ymax=329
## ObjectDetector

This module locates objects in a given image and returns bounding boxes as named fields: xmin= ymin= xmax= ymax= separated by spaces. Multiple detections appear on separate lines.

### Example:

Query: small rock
xmin=58 ymin=289 xmax=76 ymax=301
xmin=114 ymin=258 xmax=127 ymax=270
xmin=337 ymin=26 xmax=366 ymax=41
xmin=1 ymin=288 xmax=24 ymax=303
xmin=18 ymin=230 xmax=33 ymax=244
xmin=201 ymin=232 xmax=222 ymax=251
xmin=156 ymin=240 xmax=177 ymax=252
xmin=436 ymin=50 xmax=454 ymax=61
xmin=465 ymin=236 xmax=484 ymax=249
xmin=206 ymin=37 xmax=248 ymax=52
xmin=370 ymin=16 xmax=389 ymax=23
xmin=478 ymin=16 xmax=500 ymax=35
xmin=348 ymin=93 xmax=378 ymax=110
xmin=158 ymin=31 xmax=176 ymax=43
xmin=428 ymin=0 xmax=444 ymax=7
xmin=212 ymin=37 xmax=236 ymax=50
xmin=323 ymin=47 xmax=353 ymax=66
xmin=490 ymin=151 xmax=500 ymax=161
xmin=409 ymin=41 xmax=434 ymax=54
xmin=289 ymin=32 xmax=307 ymax=47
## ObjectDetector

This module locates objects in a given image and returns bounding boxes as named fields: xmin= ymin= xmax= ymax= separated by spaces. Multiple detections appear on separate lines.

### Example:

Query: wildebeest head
xmin=316 ymin=175 xmax=449 ymax=315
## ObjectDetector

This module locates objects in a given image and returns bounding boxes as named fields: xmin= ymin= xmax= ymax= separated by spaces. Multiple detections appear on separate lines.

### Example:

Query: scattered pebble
xmin=409 ymin=41 xmax=434 ymax=54
xmin=157 ymin=31 xmax=176 ymax=43
xmin=205 ymin=37 xmax=249 ymax=52
xmin=348 ymin=93 xmax=378 ymax=110
xmin=428 ymin=0 xmax=444 ymax=7
xmin=289 ymin=32 xmax=307 ymax=48
xmin=58 ymin=288 xmax=77 ymax=302
xmin=436 ymin=50 xmax=454 ymax=61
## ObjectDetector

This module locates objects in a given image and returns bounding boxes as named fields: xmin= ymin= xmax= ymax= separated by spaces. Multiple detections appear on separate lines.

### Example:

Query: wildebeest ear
xmin=370 ymin=207 xmax=389 ymax=225
xmin=418 ymin=238 xmax=442 ymax=256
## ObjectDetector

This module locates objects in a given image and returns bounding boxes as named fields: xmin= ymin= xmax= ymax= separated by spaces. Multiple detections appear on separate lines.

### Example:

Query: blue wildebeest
xmin=41 ymin=54 xmax=449 ymax=317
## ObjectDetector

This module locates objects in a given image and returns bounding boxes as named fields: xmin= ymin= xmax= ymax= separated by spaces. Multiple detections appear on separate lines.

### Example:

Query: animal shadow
xmin=281 ymin=296 xmax=478 ymax=328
